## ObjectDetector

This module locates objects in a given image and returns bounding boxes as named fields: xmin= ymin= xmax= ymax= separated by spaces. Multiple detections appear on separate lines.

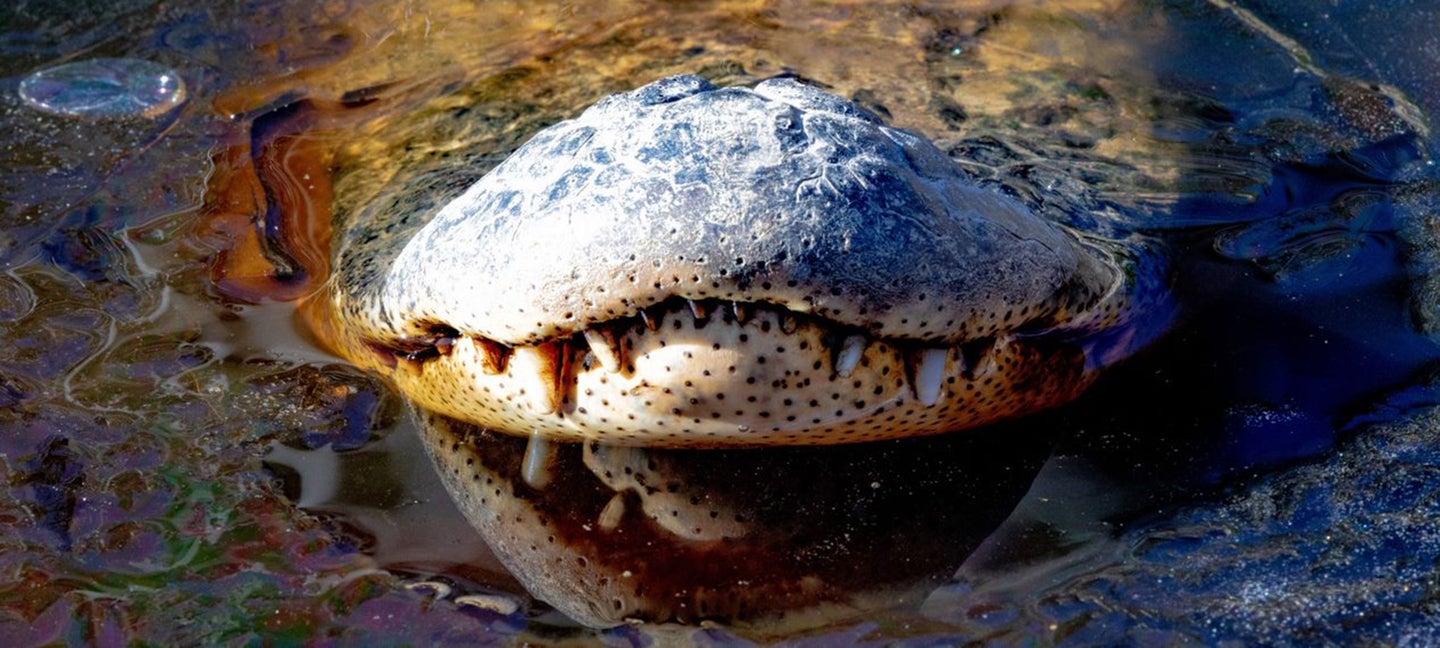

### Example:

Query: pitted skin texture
xmin=349 ymin=75 xmax=1114 ymax=345
xmin=325 ymin=75 xmax=1165 ymax=447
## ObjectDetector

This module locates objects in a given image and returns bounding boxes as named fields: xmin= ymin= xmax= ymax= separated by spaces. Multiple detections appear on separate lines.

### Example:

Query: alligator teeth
xmin=779 ymin=313 xmax=799 ymax=334
xmin=688 ymin=299 xmax=708 ymax=320
xmin=833 ymin=334 xmax=869 ymax=378
xmin=477 ymin=338 xmax=512 ymax=374
xmin=639 ymin=308 xmax=661 ymax=331
xmin=522 ymin=431 xmax=555 ymax=489
xmin=434 ymin=336 xmax=457 ymax=356
xmin=732 ymin=302 xmax=751 ymax=323
xmin=510 ymin=341 xmax=569 ymax=414
xmin=909 ymin=347 xmax=949 ymax=406
xmin=582 ymin=328 xmax=623 ymax=373
xmin=598 ymin=492 xmax=626 ymax=531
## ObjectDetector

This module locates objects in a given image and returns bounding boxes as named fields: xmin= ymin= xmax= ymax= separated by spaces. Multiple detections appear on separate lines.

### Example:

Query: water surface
xmin=3 ymin=0 xmax=1440 ymax=643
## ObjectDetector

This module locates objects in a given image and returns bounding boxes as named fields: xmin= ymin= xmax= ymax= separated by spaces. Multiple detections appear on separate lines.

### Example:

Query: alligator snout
xmin=328 ymin=75 xmax=1156 ymax=446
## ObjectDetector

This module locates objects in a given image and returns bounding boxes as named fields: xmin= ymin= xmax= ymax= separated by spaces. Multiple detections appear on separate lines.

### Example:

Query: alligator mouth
xmin=362 ymin=296 xmax=1090 ymax=447
xmin=371 ymin=297 xmax=1006 ymax=403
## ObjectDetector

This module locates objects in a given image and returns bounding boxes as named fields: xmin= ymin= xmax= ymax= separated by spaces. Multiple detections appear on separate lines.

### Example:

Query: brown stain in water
xmin=202 ymin=98 xmax=341 ymax=304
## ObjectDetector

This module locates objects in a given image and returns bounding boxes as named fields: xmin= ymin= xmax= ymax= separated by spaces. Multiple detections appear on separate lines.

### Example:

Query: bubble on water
xmin=18 ymin=58 xmax=186 ymax=119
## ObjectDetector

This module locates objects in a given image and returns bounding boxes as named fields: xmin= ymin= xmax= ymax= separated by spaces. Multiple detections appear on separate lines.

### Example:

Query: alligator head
xmin=326 ymin=75 xmax=1164 ymax=447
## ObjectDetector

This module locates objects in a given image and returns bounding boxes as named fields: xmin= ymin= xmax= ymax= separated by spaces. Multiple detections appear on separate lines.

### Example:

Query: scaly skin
xmin=323 ymin=75 xmax=1169 ymax=447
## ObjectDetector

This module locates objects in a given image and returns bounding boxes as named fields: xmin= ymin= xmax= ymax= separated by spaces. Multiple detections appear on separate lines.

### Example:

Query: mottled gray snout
xmin=375 ymin=75 xmax=1110 ymax=347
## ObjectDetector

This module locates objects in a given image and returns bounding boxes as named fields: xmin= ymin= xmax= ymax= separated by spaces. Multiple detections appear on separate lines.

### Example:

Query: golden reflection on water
xmin=238 ymin=0 xmax=1181 ymax=314
xmin=307 ymin=0 xmax=1170 ymax=172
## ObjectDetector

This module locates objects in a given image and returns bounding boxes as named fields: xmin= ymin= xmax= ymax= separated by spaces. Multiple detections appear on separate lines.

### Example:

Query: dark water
xmin=4 ymin=0 xmax=1440 ymax=644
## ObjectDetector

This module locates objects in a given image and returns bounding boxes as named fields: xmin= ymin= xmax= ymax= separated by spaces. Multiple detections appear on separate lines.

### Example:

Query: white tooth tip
xmin=453 ymin=594 xmax=521 ymax=616
xmin=688 ymin=299 xmax=708 ymax=319
xmin=404 ymin=581 xmax=453 ymax=599
xmin=522 ymin=432 xmax=554 ymax=489
xmin=583 ymin=329 xmax=621 ymax=373
xmin=598 ymin=492 xmax=626 ymax=531
xmin=835 ymin=334 xmax=868 ymax=378
xmin=915 ymin=347 xmax=948 ymax=406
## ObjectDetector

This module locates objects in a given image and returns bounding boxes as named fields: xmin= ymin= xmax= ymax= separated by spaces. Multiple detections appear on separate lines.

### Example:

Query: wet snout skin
xmin=331 ymin=75 xmax=1141 ymax=447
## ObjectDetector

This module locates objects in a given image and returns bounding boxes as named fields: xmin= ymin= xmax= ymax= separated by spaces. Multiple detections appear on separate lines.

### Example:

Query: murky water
xmin=4 ymin=0 xmax=1440 ymax=644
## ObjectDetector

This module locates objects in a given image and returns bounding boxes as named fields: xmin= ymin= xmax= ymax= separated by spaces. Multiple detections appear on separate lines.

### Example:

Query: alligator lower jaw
xmin=369 ymin=298 xmax=1092 ymax=447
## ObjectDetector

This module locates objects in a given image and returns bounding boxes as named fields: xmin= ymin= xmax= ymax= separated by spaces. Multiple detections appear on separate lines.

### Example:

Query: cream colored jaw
xmin=382 ymin=298 xmax=1080 ymax=447
xmin=453 ymin=300 xmax=961 ymax=409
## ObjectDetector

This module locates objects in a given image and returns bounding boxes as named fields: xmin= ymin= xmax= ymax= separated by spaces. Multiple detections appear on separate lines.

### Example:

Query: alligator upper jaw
xmin=360 ymin=296 xmax=1094 ymax=447
xmin=373 ymin=296 xmax=1010 ymax=402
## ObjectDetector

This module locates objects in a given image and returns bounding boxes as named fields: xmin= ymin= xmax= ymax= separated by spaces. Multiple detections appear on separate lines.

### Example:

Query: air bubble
xmin=19 ymin=58 xmax=186 ymax=119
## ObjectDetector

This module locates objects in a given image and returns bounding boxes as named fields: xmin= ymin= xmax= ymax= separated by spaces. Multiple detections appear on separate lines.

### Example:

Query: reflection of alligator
xmin=419 ymin=411 xmax=1050 ymax=627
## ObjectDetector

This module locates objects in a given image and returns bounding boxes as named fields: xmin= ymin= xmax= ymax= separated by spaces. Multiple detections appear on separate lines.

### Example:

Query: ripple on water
xmin=18 ymin=58 xmax=186 ymax=119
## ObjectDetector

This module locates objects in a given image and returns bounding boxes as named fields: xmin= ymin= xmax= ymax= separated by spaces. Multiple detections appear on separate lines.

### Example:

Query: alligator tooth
xmin=454 ymin=594 xmax=521 ymax=616
xmin=510 ymin=341 xmax=569 ymax=414
xmin=434 ymin=336 xmax=457 ymax=356
xmin=639 ymin=308 xmax=661 ymax=331
xmin=477 ymin=338 xmax=512 ymax=374
xmin=779 ymin=313 xmax=799 ymax=334
xmin=582 ymin=328 xmax=623 ymax=373
xmin=598 ymin=492 xmax=626 ymax=531
xmin=522 ymin=431 xmax=555 ymax=489
xmin=688 ymin=299 xmax=708 ymax=320
xmin=732 ymin=302 xmax=751 ymax=323
xmin=404 ymin=581 xmax=453 ymax=599
xmin=833 ymin=334 xmax=868 ymax=378
xmin=909 ymin=347 xmax=949 ymax=406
